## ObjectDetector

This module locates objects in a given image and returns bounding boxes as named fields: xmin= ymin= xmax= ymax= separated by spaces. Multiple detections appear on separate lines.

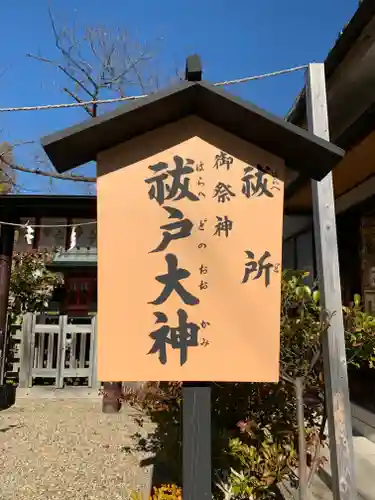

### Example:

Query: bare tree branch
xmin=0 ymin=152 xmax=95 ymax=183
xmin=63 ymin=87 xmax=94 ymax=115
xmin=48 ymin=7 xmax=99 ymax=94
xmin=30 ymin=7 xmax=158 ymax=119
xmin=8 ymin=5 xmax=160 ymax=190
xmin=27 ymin=53 xmax=96 ymax=99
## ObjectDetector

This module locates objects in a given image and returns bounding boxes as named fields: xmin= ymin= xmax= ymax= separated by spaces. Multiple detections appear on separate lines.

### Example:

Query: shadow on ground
xmin=136 ymin=413 xmax=181 ymax=489
xmin=125 ymin=382 xmax=182 ymax=490
xmin=0 ymin=424 xmax=21 ymax=433
xmin=0 ymin=384 xmax=16 ymax=411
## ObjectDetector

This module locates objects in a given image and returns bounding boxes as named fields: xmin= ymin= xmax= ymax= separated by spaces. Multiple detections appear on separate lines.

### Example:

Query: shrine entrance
xmin=16 ymin=313 xmax=98 ymax=389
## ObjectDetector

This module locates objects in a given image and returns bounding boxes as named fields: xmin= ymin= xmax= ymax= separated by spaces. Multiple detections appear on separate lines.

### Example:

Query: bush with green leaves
xmin=123 ymin=271 xmax=375 ymax=499
xmin=9 ymin=250 xmax=63 ymax=321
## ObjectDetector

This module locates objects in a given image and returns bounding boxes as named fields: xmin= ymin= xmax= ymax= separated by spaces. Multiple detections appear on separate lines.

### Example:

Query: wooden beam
xmin=0 ymin=221 xmax=15 ymax=385
xmin=185 ymin=54 xmax=202 ymax=81
xmin=306 ymin=63 xmax=356 ymax=500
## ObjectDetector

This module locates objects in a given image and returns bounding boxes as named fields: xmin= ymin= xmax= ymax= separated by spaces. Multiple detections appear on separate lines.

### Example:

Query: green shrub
xmin=9 ymin=250 xmax=63 ymax=321
xmin=124 ymin=271 xmax=375 ymax=499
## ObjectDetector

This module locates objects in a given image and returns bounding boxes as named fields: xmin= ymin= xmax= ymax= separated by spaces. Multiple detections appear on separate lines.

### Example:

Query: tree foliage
xmin=124 ymin=271 xmax=375 ymax=499
xmin=8 ymin=250 xmax=63 ymax=321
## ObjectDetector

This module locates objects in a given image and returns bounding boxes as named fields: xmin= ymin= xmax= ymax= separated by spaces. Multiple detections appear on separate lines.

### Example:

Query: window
xmin=65 ymin=275 xmax=97 ymax=312
xmin=282 ymin=230 xmax=316 ymax=285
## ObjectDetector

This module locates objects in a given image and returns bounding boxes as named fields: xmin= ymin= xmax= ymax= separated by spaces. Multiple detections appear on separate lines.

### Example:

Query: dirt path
xmin=0 ymin=396 xmax=154 ymax=500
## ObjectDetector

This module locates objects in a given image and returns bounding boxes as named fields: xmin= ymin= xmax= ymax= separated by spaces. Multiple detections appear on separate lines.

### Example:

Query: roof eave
xmin=287 ymin=0 xmax=375 ymax=125
xmin=41 ymin=80 xmax=345 ymax=182
xmin=41 ymin=80 xmax=195 ymax=173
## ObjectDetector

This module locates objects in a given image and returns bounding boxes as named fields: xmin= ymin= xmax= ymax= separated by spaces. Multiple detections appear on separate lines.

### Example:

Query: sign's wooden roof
xmin=41 ymin=79 xmax=344 ymax=181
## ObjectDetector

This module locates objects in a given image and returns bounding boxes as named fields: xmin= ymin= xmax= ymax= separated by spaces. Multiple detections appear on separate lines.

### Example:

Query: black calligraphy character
xmin=214 ymin=151 xmax=233 ymax=170
xmin=198 ymin=243 xmax=207 ymax=249
xmin=200 ymin=338 xmax=210 ymax=347
xmin=213 ymin=182 xmax=236 ymax=203
xmin=198 ymin=219 xmax=207 ymax=231
xmin=198 ymin=192 xmax=206 ymax=198
xmin=214 ymin=216 xmax=233 ymax=237
xmin=196 ymin=162 xmax=204 ymax=172
xmin=242 ymin=250 xmax=274 ymax=287
xmin=148 ymin=309 xmax=199 ymax=365
xmin=261 ymin=166 xmax=281 ymax=192
xmin=150 ymin=206 xmax=193 ymax=253
xmin=201 ymin=320 xmax=211 ymax=328
xmin=149 ymin=253 xmax=200 ymax=306
xmin=271 ymin=178 xmax=281 ymax=191
xmin=274 ymin=263 xmax=281 ymax=273
xmin=199 ymin=265 xmax=208 ymax=274
xmin=167 ymin=156 xmax=199 ymax=202
xmin=241 ymin=166 xmax=274 ymax=198
xmin=145 ymin=156 xmax=199 ymax=205
xmin=199 ymin=280 xmax=208 ymax=290
xmin=145 ymin=161 xmax=170 ymax=205
xmin=197 ymin=177 xmax=205 ymax=187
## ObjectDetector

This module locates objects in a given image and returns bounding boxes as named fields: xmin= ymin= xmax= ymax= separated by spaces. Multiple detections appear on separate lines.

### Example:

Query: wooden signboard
xmin=97 ymin=116 xmax=285 ymax=382
xmin=39 ymin=57 xmax=352 ymax=499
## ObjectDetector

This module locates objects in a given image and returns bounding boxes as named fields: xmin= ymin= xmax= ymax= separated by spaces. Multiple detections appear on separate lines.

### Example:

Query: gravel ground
xmin=0 ymin=398 xmax=154 ymax=500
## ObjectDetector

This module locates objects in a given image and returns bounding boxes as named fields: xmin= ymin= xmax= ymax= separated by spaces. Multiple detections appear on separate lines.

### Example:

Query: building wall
xmin=283 ymin=178 xmax=373 ymax=304
xmin=13 ymin=217 xmax=97 ymax=315
xmin=282 ymin=226 xmax=315 ymax=286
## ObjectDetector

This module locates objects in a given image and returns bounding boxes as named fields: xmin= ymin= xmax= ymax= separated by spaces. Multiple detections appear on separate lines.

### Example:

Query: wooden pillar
xmin=183 ymin=383 xmax=212 ymax=500
xmin=306 ymin=63 xmax=356 ymax=500
xmin=0 ymin=221 xmax=15 ymax=385
xmin=19 ymin=313 xmax=33 ymax=388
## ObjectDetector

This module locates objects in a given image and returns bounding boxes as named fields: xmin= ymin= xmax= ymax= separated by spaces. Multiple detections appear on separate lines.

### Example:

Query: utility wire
xmin=0 ymin=64 xmax=308 ymax=113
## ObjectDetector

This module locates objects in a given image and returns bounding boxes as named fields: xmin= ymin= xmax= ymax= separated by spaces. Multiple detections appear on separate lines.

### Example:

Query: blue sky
xmin=0 ymin=0 xmax=359 ymax=195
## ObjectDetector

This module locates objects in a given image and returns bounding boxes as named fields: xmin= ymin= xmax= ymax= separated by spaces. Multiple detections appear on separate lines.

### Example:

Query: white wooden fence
xmin=17 ymin=313 xmax=98 ymax=389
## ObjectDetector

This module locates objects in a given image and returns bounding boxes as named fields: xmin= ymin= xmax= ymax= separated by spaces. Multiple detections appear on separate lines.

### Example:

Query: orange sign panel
xmin=97 ymin=117 xmax=285 ymax=382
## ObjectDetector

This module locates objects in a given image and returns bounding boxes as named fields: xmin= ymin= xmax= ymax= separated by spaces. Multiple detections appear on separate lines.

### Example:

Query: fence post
xmin=55 ymin=315 xmax=67 ymax=389
xmin=89 ymin=315 xmax=99 ymax=389
xmin=19 ymin=313 xmax=33 ymax=388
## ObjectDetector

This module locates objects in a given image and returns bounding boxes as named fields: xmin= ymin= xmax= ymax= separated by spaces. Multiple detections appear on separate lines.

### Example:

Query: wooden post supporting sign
xmin=0 ymin=221 xmax=15 ymax=385
xmin=306 ymin=63 xmax=357 ymax=500
xmin=182 ymin=57 xmax=212 ymax=500
xmin=183 ymin=382 xmax=212 ymax=499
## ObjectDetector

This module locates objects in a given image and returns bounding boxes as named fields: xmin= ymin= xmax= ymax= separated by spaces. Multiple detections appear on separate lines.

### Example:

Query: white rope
xmin=0 ymin=220 xmax=96 ymax=228
xmin=0 ymin=64 xmax=308 ymax=113
xmin=0 ymin=95 xmax=147 ymax=113
xmin=213 ymin=64 xmax=308 ymax=87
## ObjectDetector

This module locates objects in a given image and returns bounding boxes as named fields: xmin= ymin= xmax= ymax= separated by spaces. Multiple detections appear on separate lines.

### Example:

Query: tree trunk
xmin=102 ymin=382 xmax=122 ymax=413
